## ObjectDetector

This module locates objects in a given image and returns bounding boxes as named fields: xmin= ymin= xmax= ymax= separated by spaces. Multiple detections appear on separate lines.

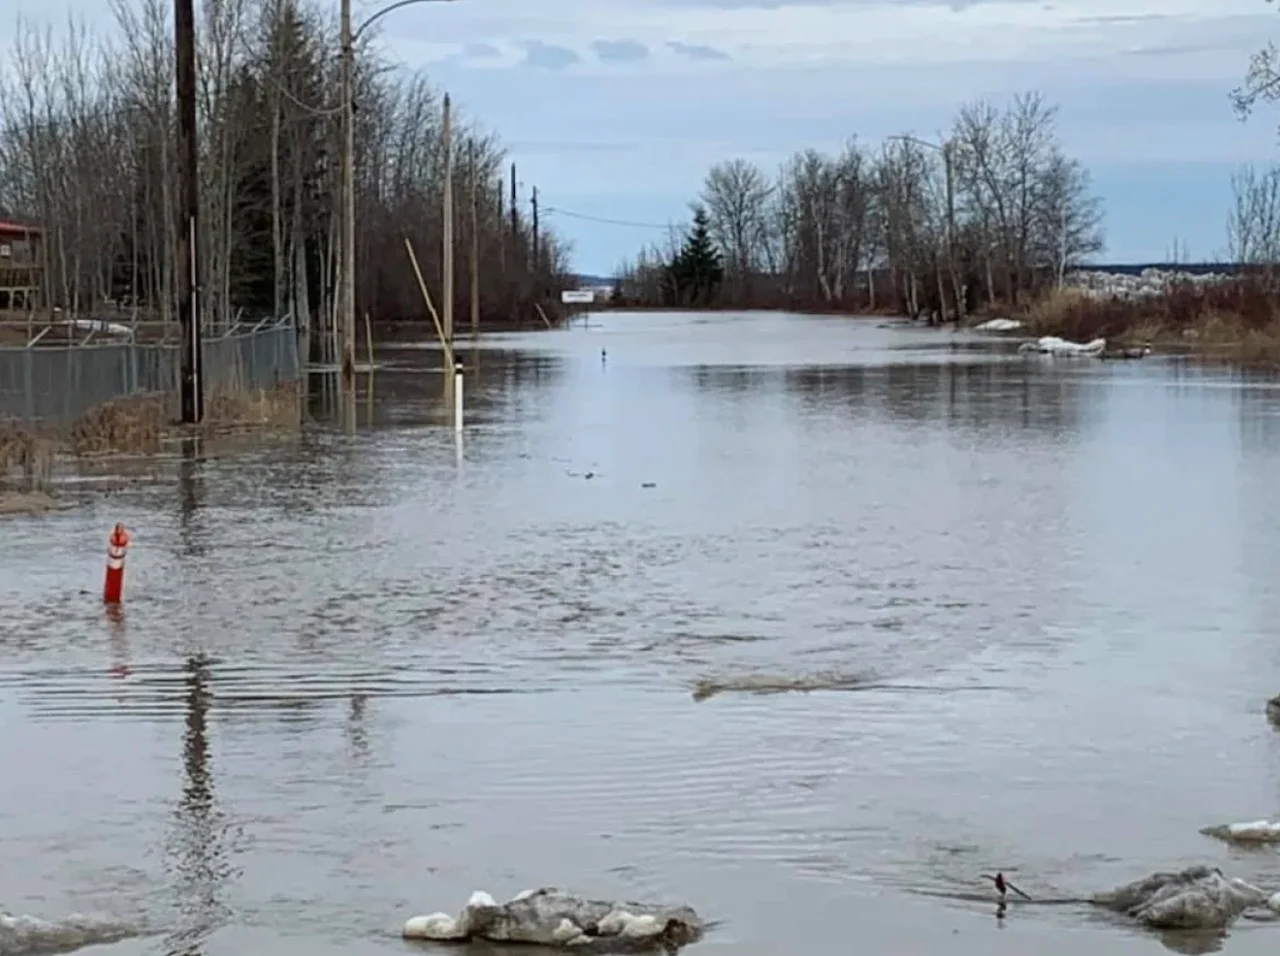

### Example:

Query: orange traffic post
xmin=103 ymin=523 xmax=130 ymax=604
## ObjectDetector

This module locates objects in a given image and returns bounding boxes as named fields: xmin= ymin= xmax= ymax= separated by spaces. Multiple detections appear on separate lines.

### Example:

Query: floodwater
xmin=4 ymin=310 xmax=1280 ymax=956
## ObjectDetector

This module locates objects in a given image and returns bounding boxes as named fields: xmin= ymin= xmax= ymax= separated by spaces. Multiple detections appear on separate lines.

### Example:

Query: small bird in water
xmin=982 ymin=872 xmax=1032 ymax=902
xmin=601 ymin=348 xmax=607 ymax=363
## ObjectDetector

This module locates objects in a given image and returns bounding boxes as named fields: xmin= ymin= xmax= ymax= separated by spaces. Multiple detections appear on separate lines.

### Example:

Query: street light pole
xmin=340 ymin=0 xmax=355 ymax=388
xmin=890 ymin=134 xmax=963 ymax=324
xmin=339 ymin=0 xmax=459 ymax=394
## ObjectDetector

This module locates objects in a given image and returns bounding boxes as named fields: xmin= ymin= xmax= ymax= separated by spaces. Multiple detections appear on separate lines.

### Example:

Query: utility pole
xmin=531 ymin=186 xmax=539 ymax=273
xmin=174 ymin=0 xmax=203 ymax=423
xmin=509 ymin=163 xmax=517 ymax=241
xmin=441 ymin=93 xmax=454 ymax=352
xmin=496 ymin=180 xmax=505 ymax=269
xmin=339 ymin=0 xmax=356 ymax=388
xmin=469 ymin=141 xmax=479 ymax=336
xmin=942 ymin=141 xmax=963 ymax=323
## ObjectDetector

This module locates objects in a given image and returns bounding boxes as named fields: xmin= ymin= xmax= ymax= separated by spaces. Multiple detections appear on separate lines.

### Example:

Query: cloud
xmin=667 ymin=41 xmax=731 ymax=61
xmin=463 ymin=42 xmax=503 ymax=59
xmin=590 ymin=39 xmax=651 ymax=62
xmin=520 ymin=40 xmax=582 ymax=70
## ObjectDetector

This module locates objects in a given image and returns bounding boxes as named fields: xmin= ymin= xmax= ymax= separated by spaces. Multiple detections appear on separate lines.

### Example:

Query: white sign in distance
xmin=560 ymin=289 xmax=595 ymax=304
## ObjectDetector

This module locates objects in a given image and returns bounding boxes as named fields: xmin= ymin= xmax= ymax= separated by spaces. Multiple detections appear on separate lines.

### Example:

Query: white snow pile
xmin=1200 ymin=820 xmax=1280 ymax=844
xmin=0 ymin=912 xmax=139 ymax=956
xmin=1090 ymin=865 xmax=1280 ymax=930
xmin=403 ymin=888 xmax=704 ymax=950
xmin=972 ymin=318 xmax=1024 ymax=332
xmin=1017 ymin=335 xmax=1106 ymax=356
xmin=1066 ymin=268 xmax=1233 ymax=301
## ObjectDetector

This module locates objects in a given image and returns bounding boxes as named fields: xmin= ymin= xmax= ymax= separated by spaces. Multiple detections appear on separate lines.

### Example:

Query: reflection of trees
xmin=164 ymin=654 xmax=233 ymax=955
xmin=1231 ymin=369 xmax=1280 ymax=673
xmin=681 ymin=361 xmax=1086 ymax=434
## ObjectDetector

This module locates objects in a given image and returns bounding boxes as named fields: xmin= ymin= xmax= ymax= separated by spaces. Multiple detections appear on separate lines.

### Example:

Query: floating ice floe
xmin=1017 ymin=335 xmax=1106 ymax=356
xmin=972 ymin=318 xmax=1024 ymax=332
xmin=1200 ymin=820 xmax=1280 ymax=844
xmin=403 ymin=888 xmax=703 ymax=950
xmin=0 ymin=912 xmax=140 ymax=955
xmin=1090 ymin=865 xmax=1280 ymax=930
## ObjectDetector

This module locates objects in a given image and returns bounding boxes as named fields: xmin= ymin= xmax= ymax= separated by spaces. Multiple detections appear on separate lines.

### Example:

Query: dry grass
xmin=205 ymin=381 xmax=301 ymax=430
xmin=0 ymin=381 xmax=302 ymax=500
xmin=0 ymin=421 xmax=57 ymax=486
xmin=1022 ymin=277 xmax=1280 ymax=361
xmin=69 ymin=394 xmax=170 ymax=455
xmin=0 ymin=490 xmax=62 ymax=517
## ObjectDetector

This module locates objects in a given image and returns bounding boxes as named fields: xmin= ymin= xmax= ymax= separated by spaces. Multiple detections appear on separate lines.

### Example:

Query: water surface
xmin=4 ymin=311 xmax=1280 ymax=956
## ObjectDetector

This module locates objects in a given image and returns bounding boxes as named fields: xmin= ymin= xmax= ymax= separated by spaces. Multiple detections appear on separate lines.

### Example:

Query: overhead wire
xmin=540 ymin=207 xmax=678 ymax=230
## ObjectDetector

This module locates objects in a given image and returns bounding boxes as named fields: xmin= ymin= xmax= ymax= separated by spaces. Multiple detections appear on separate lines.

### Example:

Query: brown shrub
xmin=1025 ymin=275 xmax=1280 ymax=350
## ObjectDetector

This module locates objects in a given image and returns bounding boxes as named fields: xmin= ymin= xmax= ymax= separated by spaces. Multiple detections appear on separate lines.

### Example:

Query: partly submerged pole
xmin=175 ymin=0 xmax=203 ymax=422
xmin=103 ymin=523 xmax=130 ymax=604
xmin=339 ymin=0 xmax=357 ymax=390
xmin=441 ymin=93 xmax=454 ymax=362
xmin=453 ymin=360 xmax=463 ymax=432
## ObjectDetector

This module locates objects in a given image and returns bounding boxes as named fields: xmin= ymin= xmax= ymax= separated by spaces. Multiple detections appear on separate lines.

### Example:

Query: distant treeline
xmin=612 ymin=92 xmax=1104 ymax=322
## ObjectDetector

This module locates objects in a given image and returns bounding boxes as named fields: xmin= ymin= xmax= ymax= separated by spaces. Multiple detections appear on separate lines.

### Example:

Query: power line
xmin=541 ymin=206 xmax=678 ymax=230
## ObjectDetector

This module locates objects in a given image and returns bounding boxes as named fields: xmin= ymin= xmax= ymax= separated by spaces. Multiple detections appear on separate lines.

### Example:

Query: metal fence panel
xmin=0 ymin=319 xmax=299 ymax=425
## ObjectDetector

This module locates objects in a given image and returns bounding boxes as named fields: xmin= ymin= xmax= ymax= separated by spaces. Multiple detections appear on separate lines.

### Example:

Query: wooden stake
xmin=403 ymin=236 xmax=453 ymax=368
xmin=364 ymin=310 xmax=374 ymax=371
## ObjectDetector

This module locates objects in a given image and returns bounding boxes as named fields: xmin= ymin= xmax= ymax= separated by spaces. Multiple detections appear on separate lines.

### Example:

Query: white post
xmin=453 ymin=361 xmax=463 ymax=431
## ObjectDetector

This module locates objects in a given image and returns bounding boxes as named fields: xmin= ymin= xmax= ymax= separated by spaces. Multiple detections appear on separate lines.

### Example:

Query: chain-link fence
xmin=0 ymin=317 xmax=300 ymax=425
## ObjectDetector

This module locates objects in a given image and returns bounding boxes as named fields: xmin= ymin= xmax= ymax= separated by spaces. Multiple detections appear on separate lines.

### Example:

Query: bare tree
xmin=1228 ymin=165 xmax=1280 ymax=269
xmin=0 ymin=0 xmax=570 ymax=340
xmin=700 ymin=159 xmax=772 ymax=301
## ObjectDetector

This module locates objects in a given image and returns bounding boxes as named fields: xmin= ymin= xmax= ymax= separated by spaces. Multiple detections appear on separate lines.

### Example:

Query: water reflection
xmin=684 ymin=361 xmax=1087 ymax=434
xmin=6 ymin=312 xmax=1280 ymax=956
xmin=177 ymin=437 xmax=207 ymax=558
xmin=164 ymin=654 xmax=234 ymax=954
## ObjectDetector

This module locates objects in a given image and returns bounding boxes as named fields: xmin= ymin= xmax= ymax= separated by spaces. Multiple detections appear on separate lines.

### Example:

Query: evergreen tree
xmin=666 ymin=205 xmax=723 ymax=306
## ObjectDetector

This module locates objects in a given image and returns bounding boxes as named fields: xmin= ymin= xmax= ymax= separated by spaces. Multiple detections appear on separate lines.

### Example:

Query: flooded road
xmin=5 ymin=310 xmax=1280 ymax=955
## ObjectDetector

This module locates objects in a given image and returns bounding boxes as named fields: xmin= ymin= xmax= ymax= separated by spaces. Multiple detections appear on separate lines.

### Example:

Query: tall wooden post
xmin=441 ymin=93 xmax=454 ymax=352
xmin=509 ymin=163 xmax=517 ymax=241
xmin=531 ymin=186 xmax=539 ymax=273
xmin=469 ymin=142 xmax=479 ymax=336
xmin=943 ymin=141 xmax=963 ymax=323
xmin=339 ymin=0 xmax=356 ymax=388
xmin=175 ymin=0 xmax=203 ymax=422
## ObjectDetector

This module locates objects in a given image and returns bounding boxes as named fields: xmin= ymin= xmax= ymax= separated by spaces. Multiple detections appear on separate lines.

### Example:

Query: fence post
xmin=23 ymin=345 xmax=34 ymax=420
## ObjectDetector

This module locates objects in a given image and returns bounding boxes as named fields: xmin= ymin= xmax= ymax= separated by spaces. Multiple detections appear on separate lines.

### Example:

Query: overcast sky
xmin=9 ymin=0 xmax=1280 ymax=275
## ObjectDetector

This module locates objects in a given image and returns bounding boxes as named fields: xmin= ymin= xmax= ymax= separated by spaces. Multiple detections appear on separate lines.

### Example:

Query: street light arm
xmin=888 ymin=133 xmax=943 ymax=154
xmin=352 ymin=0 xmax=458 ymax=44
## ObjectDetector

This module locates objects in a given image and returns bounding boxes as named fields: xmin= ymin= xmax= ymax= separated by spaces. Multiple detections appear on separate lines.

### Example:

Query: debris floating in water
xmin=692 ymin=671 xmax=877 ymax=701
xmin=402 ymin=887 xmax=703 ymax=950
xmin=1090 ymin=865 xmax=1280 ymax=930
